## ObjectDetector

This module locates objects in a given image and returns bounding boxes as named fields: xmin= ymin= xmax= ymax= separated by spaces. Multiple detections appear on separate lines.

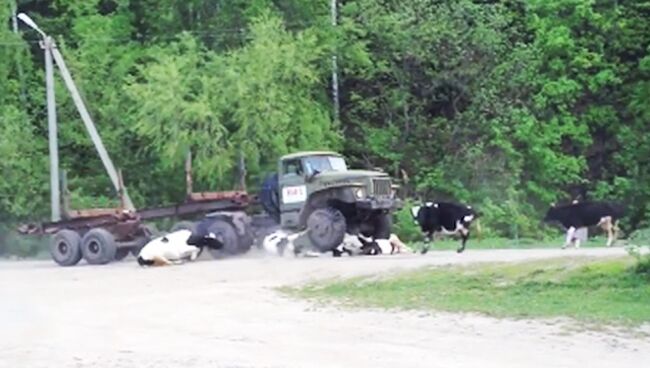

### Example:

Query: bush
xmin=0 ymin=224 xmax=47 ymax=258
xmin=627 ymin=228 xmax=650 ymax=276
xmin=392 ymin=199 xmax=423 ymax=243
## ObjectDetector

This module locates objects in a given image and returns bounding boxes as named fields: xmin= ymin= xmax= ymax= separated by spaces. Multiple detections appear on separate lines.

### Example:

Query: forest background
xmin=1 ymin=0 xmax=649 ymax=255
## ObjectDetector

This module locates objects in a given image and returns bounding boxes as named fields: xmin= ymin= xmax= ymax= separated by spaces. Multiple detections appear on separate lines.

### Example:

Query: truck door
xmin=278 ymin=158 xmax=307 ymax=228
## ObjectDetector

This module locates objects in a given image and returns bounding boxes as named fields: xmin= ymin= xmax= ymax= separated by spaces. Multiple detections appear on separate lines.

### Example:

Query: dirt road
xmin=1 ymin=248 xmax=648 ymax=368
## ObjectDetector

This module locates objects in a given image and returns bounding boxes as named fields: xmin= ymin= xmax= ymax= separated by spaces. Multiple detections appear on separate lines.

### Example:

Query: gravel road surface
xmin=1 ymin=247 xmax=648 ymax=368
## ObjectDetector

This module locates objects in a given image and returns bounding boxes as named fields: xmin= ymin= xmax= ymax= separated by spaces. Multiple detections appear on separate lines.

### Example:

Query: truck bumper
xmin=357 ymin=198 xmax=403 ymax=211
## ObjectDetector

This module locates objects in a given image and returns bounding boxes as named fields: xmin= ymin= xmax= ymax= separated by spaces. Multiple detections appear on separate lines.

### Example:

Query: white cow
xmin=137 ymin=230 xmax=202 ymax=267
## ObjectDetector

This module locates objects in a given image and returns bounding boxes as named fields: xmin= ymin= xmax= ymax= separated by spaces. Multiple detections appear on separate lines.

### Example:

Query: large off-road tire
xmin=129 ymin=224 xmax=164 ymax=258
xmin=130 ymin=236 xmax=151 ymax=257
xmin=206 ymin=220 xmax=240 ymax=259
xmin=307 ymin=207 xmax=347 ymax=252
xmin=130 ymin=224 xmax=160 ymax=257
xmin=50 ymin=229 xmax=83 ymax=267
xmin=170 ymin=221 xmax=196 ymax=233
xmin=114 ymin=248 xmax=130 ymax=261
xmin=81 ymin=228 xmax=117 ymax=265
xmin=373 ymin=213 xmax=392 ymax=239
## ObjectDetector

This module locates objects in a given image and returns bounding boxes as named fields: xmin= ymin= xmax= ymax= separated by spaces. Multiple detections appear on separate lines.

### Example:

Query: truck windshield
xmin=303 ymin=156 xmax=347 ymax=175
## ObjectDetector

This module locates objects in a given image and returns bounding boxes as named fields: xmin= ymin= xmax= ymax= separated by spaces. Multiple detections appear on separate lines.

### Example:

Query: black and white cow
xmin=411 ymin=201 xmax=478 ymax=254
xmin=543 ymin=200 xmax=625 ymax=248
xmin=137 ymin=230 xmax=202 ymax=267
xmin=186 ymin=218 xmax=224 ymax=252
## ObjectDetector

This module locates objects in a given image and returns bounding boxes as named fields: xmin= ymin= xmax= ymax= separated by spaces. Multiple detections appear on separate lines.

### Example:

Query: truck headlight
xmin=355 ymin=188 xmax=365 ymax=199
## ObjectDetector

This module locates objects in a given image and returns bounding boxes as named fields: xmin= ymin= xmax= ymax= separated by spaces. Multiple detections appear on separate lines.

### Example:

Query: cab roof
xmin=280 ymin=151 xmax=342 ymax=161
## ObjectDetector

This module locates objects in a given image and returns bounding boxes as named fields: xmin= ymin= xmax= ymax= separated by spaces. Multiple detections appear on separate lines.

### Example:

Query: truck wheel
xmin=206 ymin=220 xmax=240 ymax=259
xmin=307 ymin=207 xmax=346 ymax=252
xmin=81 ymin=228 xmax=117 ymax=265
xmin=130 ymin=225 xmax=158 ymax=257
xmin=373 ymin=213 xmax=392 ymax=239
xmin=170 ymin=221 xmax=196 ymax=233
xmin=50 ymin=229 xmax=83 ymax=267
xmin=114 ymin=248 xmax=130 ymax=261
xmin=130 ymin=236 xmax=151 ymax=257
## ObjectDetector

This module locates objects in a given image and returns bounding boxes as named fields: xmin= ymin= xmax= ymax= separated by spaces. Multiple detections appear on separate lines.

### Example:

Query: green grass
xmin=284 ymin=257 xmax=650 ymax=326
xmin=407 ymin=235 xmax=618 ymax=252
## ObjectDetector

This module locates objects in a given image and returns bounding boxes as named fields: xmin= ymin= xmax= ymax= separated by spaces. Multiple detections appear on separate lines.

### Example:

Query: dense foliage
xmin=1 ymin=0 xmax=649 ymax=249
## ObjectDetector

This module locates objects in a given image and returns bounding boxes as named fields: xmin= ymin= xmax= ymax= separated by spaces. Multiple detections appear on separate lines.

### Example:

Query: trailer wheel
xmin=50 ymin=230 xmax=83 ymax=267
xmin=170 ymin=221 xmax=195 ymax=233
xmin=307 ymin=207 xmax=347 ymax=252
xmin=81 ymin=228 xmax=117 ymax=265
xmin=206 ymin=220 xmax=240 ymax=259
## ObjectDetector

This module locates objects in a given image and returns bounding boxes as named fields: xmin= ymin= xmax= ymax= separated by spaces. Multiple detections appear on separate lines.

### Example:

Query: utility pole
xmin=331 ymin=0 xmax=340 ymax=123
xmin=18 ymin=12 xmax=136 ymax=216
xmin=43 ymin=36 xmax=61 ymax=221
xmin=50 ymin=46 xmax=135 ymax=211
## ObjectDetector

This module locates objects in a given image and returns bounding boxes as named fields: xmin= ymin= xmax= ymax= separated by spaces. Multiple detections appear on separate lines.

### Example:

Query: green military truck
xmin=258 ymin=151 xmax=402 ymax=252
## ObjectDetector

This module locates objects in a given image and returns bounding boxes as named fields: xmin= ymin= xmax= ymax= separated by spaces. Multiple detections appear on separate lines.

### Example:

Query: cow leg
xmin=457 ymin=228 xmax=469 ymax=253
xmin=612 ymin=220 xmax=620 ymax=247
xmin=151 ymin=255 xmax=173 ymax=266
xmin=597 ymin=216 xmax=615 ymax=247
xmin=277 ymin=238 xmax=289 ymax=256
xmin=605 ymin=219 xmax=614 ymax=247
xmin=606 ymin=229 xmax=613 ymax=247
xmin=389 ymin=233 xmax=408 ymax=254
xmin=563 ymin=227 xmax=576 ymax=249
xmin=374 ymin=242 xmax=383 ymax=255
xmin=421 ymin=232 xmax=433 ymax=254
xmin=189 ymin=247 xmax=200 ymax=261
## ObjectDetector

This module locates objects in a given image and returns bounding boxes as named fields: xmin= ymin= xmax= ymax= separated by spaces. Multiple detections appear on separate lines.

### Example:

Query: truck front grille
xmin=372 ymin=178 xmax=392 ymax=196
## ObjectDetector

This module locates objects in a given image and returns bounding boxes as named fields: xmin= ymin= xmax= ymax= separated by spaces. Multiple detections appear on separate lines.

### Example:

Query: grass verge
xmin=406 ymin=236 xmax=619 ymax=252
xmin=283 ymin=257 xmax=650 ymax=326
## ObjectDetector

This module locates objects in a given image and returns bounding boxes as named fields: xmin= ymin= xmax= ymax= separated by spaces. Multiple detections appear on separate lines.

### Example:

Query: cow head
xmin=186 ymin=227 xmax=223 ymax=251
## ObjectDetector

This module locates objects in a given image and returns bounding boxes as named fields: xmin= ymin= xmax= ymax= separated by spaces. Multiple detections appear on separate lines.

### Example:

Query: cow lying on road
xmin=137 ymin=230 xmax=202 ymax=266
xmin=261 ymin=230 xmax=410 ymax=257
xmin=411 ymin=201 xmax=478 ymax=254
xmin=543 ymin=201 xmax=625 ymax=248
xmin=355 ymin=233 xmax=411 ymax=255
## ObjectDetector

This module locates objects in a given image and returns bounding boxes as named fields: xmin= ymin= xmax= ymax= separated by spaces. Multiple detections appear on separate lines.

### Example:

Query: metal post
xmin=331 ymin=0 xmax=340 ymax=123
xmin=49 ymin=46 xmax=135 ymax=211
xmin=237 ymin=149 xmax=246 ymax=191
xmin=117 ymin=169 xmax=126 ymax=211
xmin=61 ymin=169 xmax=71 ymax=218
xmin=44 ymin=37 xmax=61 ymax=221
xmin=185 ymin=151 xmax=193 ymax=196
